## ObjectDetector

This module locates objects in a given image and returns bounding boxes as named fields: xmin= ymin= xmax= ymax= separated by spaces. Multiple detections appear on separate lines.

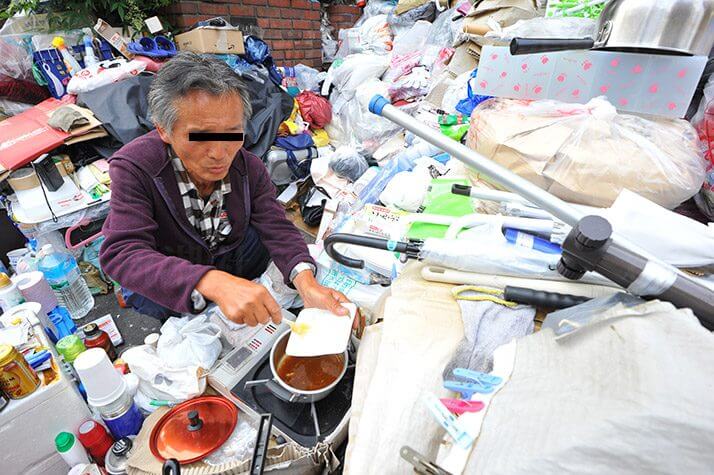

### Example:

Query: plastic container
xmin=504 ymin=229 xmax=562 ymax=255
xmin=51 ymin=37 xmax=82 ymax=76
xmin=83 ymin=35 xmax=98 ymax=68
xmin=56 ymin=335 xmax=87 ymax=364
xmin=55 ymin=431 xmax=90 ymax=467
xmin=74 ymin=348 xmax=125 ymax=407
xmin=104 ymin=436 xmax=135 ymax=475
xmin=96 ymin=390 xmax=144 ymax=440
xmin=38 ymin=244 xmax=94 ymax=320
xmin=77 ymin=419 xmax=114 ymax=465
xmin=49 ymin=306 xmax=77 ymax=340
xmin=83 ymin=323 xmax=117 ymax=361
xmin=0 ymin=272 xmax=25 ymax=312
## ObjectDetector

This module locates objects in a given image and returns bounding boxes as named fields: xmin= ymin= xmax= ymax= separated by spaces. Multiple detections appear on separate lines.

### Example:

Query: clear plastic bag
xmin=485 ymin=16 xmax=597 ymax=41
xmin=426 ymin=7 xmax=459 ymax=48
xmin=466 ymin=97 xmax=708 ymax=209
xmin=388 ymin=2 xmax=437 ymax=36
xmin=0 ymin=98 xmax=33 ymax=116
xmin=0 ymin=34 xmax=35 ymax=80
xmin=294 ymin=63 xmax=326 ymax=92
xmin=329 ymin=146 xmax=370 ymax=182
xmin=354 ymin=0 xmax=399 ymax=28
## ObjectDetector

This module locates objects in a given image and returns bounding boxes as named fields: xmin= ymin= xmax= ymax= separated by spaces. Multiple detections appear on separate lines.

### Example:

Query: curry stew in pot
xmin=273 ymin=334 xmax=345 ymax=391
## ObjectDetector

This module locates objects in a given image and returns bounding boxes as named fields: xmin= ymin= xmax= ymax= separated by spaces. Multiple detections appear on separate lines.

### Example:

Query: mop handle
xmin=368 ymin=96 xmax=714 ymax=326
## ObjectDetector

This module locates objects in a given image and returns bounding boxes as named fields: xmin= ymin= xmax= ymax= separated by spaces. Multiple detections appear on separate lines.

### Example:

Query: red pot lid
xmin=150 ymin=396 xmax=238 ymax=464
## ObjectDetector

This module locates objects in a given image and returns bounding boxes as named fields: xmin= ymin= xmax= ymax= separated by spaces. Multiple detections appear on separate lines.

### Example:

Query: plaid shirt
xmin=171 ymin=154 xmax=231 ymax=250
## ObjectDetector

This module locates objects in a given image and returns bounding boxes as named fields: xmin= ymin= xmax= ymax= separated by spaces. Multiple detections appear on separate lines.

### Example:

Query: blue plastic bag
xmin=455 ymin=69 xmax=492 ymax=117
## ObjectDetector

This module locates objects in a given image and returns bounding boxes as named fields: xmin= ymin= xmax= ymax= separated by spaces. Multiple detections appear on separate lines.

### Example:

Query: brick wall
xmin=162 ymin=1 xmax=362 ymax=69
xmin=326 ymin=4 xmax=362 ymax=34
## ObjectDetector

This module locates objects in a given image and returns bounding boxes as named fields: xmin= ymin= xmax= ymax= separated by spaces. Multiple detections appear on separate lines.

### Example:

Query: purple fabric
xmin=99 ymin=130 xmax=314 ymax=314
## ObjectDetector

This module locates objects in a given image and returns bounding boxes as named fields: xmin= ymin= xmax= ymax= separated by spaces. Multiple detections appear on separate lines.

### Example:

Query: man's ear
xmin=155 ymin=123 xmax=171 ymax=143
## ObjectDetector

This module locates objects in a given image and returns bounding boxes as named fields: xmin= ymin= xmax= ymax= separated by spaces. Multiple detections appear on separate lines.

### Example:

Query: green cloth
xmin=407 ymin=178 xmax=474 ymax=240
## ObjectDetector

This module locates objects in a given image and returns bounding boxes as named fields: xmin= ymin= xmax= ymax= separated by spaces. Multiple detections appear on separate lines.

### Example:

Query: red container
xmin=77 ymin=419 xmax=114 ymax=465
xmin=83 ymin=323 xmax=117 ymax=361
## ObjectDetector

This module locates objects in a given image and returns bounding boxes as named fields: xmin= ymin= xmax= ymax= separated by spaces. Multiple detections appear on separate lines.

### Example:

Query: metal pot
xmin=511 ymin=0 xmax=714 ymax=56
xmin=265 ymin=330 xmax=348 ymax=404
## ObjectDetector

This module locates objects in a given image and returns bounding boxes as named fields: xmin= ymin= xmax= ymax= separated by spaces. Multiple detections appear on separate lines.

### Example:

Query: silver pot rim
xmin=269 ymin=329 xmax=348 ymax=397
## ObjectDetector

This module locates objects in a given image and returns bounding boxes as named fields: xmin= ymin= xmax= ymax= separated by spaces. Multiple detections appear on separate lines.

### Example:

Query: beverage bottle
xmin=38 ymin=245 xmax=94 ymax=320
xmin=83 ymin=323 xmax=117 ymax=361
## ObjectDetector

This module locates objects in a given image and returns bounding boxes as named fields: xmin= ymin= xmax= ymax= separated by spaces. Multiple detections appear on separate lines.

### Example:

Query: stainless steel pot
xmin=264 ymin=330 xmax=348 ymax=404
xmin=511 ymin=0 xmax=714 ymax=56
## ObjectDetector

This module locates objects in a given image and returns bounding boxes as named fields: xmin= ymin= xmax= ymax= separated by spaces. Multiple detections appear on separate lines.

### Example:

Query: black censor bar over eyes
xmin=188 ymin=132 xmax=244 ymax=141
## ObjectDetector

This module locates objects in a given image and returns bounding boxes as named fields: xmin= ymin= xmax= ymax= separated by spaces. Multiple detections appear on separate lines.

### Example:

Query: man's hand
xmin=293 ymin=270 xmax=352 ymax=318
xmin=196 ymin=270 xmax=282 ymax=326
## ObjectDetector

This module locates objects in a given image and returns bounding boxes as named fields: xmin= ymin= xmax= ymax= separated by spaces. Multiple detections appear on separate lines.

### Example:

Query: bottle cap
xmin=111 ymin=437 xmax=133 ymax=457
xmin=83 ymin=323 xmax=100 ymax=338
xmin=55 ymin=432 xmax=75 ymax=453
xmin=0 ymin=272 xmax=11 ymax=288
xmin=56 ymin=335 xmax=87 ymax=363
xmin=51 ymin=37 xmax=66 ymax=49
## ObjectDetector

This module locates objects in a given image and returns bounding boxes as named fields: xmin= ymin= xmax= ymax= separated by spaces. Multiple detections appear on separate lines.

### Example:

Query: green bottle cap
xmin=56 ymin=335 xmax=86 ymax=363
xmin=55 ymin=432 xmax=75 ymax=453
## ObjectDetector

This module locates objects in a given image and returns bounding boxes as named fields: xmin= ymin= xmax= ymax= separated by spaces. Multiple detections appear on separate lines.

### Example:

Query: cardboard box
xmin=175 ymin=27 xmax=245 ymax=55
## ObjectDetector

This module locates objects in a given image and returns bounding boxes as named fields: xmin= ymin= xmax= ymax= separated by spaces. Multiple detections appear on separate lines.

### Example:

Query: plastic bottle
xmin=56 ymin=334 xmax=87 ymax=364
xmin=77 ymin=419 xmax=114 ymax=465
xmin=51 ymin=37 xmax=82 ymax=76
xmin=0 ymin=272 xmax=25 ymax=312
xmin=48 ymin=306 xmax=77 ymax=339
xmin=83 ymin=323 xmax=117 ymax=361
xmin=82 ymin=35 xmax=98 ymax=68
xmin=504 ymin=229 xmax=562 ymax=255
xmin=38 ymin=245 xmax=94 ymax=320
xmin=55 ymin=432 xmax=91 ymax=468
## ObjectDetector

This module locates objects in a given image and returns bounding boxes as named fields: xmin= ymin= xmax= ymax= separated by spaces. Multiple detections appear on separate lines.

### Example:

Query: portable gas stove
xmin=208 ymin=310 xmax=356 ymax=448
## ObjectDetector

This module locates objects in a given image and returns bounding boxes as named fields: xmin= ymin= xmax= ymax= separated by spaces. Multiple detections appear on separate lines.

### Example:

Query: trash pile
xmin=1 ymin=1 xmax=714 ymax=474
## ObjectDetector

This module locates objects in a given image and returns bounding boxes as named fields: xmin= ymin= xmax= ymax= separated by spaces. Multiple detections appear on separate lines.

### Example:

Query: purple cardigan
xmin=99 ymin=130 xmax=314 ymax=313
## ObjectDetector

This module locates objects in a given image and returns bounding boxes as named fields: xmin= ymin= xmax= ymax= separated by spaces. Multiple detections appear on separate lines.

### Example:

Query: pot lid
xmin=150 ymin=396 xmax=238 ymax=464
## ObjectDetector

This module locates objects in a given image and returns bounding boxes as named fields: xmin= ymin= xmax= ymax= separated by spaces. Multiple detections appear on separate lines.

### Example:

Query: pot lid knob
xmin=187 ymin=410 xmax=203 ymax=432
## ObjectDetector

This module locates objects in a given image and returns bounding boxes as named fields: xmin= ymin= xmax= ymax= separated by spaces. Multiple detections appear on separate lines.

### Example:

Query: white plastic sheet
xmin=156 ymin=315 xmax=222 ymax=370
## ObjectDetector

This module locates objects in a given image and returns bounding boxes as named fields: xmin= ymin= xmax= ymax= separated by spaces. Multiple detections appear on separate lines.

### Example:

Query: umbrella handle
xmin=323 ymin=233 xmax=418 ymax=269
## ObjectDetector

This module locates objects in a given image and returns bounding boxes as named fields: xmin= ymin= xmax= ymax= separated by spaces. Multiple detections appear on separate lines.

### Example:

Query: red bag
xmin=296 ymin=91 xmax=332 ymax=129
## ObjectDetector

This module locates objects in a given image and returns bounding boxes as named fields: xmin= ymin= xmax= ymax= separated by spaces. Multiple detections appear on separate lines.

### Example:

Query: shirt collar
xmin=169 ymin=150 xmax=232 ymax=198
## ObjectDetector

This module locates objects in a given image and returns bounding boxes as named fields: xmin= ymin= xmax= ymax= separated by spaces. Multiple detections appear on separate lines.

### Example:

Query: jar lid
xmin=111 ymin=437 xmax=133 ymax=457
xmin=56 ymin=335 xmax=86 ymax=363
xmin=150 ymin=396 xmax=238 ymax=464
xmin=55 ymin=432 xmax=75 ymax=453
xmin=0 ymin=344 xmax=15 ymax=366
xmin=83 ymin=323 xmax=100 ymax=337
xmin=0 ymin=272 xmax=11 ymax=288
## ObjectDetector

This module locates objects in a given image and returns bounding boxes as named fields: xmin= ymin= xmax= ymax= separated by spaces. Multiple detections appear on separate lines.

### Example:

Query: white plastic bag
xmin=258 ymin=261 xmax=302 ymax=309
xmin=294 ymin=63 xmax=326 ymax=92
xmin=467 ymin=97 xmax=708 ymax=208
xmin=123 ymin=345 xmax=206 ymax=406
xmin=67 ymin=59 xmax=147 ymax=94
xmin=322 ymin=53 xmax=389 ymax=98
xmin=157 ymin=316 xmax=222 ymax=370
xmin=485 ymin=16 xmax=597 ymax=41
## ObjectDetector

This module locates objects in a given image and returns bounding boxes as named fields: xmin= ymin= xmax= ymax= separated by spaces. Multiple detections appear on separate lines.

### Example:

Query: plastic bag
xmin=388 ymin=66 xmax=431 ymax=102
xmin=426 ymin=7 xmax=459 ymax=48
xmin=466 ymin=97 xmax=708 ymax=208
xmin=354 ymin=0 xmax=399 ymax=28
xmin=0 ymin=98 xmax=33 ymax=116
xmin=441 ymin=69 xmax=473 ymax=114
xmin=388 ymin=2 xmax=437 ymax=36
xmin=692 ymin=74 xmax=714 ymax=219
xmin=358 ymin=14 xmax=394 ymax=54
xmin=0 ymin=34 xmax=34 ymax=80
xmin=485 ymin=16 xmax=597 ymax=41
xmin=156 ymin=316 xmax=223 ymax=370
xmin=322 ymin=53 xmax=389 ymax=99
xmin=123 ymin=345 xmax=206 ymax=404
xmin=294 ymin=63 xmax=326 ymax=92
xmin=258 ymin=262 xmax=301 ymax=309
xmin=329 ymin=146 xmax=370 ymax=182
xmin=391 ymin=20 xmax=431 ymax=57
xmin=455 ymin=69 xmax=492 ymax=116
xmin=296 ymin=90 xmax=332 ymax=129
xmin=383 ymin=50 xmax=422 ymax=83
xmin=67 ymin=59 xmax=147 ymax=94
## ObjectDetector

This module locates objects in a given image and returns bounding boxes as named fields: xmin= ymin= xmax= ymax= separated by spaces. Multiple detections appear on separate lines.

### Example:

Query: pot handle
xmin=163 ymin=459 xmax=181 ymax=475
xmin=509 ymin=37 xmax=595 ymax=55
xmin=265 ymin=379 xmax=300 ymax=403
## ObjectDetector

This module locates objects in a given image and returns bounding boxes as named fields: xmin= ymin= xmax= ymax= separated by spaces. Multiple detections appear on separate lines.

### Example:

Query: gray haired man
xmin=100 ymin=52 xmax=351 ymax=325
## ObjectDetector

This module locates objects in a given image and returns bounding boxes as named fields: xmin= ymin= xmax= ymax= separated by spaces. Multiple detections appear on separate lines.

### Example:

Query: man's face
xmin=157 ymin=90 xmax=245 ymax=184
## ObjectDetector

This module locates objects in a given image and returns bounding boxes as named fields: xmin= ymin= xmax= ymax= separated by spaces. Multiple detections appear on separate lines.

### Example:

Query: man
xmin=100 ymin=52 xmax=349 ymax=325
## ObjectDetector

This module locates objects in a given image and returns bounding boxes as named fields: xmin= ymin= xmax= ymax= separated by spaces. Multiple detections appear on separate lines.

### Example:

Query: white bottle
xmin=38 ymin=245 xmax=94 ymax=320
xmin=55 ymin=432 xmax=90 ymax=468
xmin=0 ymin=272 xmax=25 ymax=312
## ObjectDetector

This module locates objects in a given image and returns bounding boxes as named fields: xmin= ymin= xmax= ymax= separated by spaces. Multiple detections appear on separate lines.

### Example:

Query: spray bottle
xmin=82 ymin=35 xmax=98 ymax=68
xmin=51 ymin=36 xmax=82 ymax=76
